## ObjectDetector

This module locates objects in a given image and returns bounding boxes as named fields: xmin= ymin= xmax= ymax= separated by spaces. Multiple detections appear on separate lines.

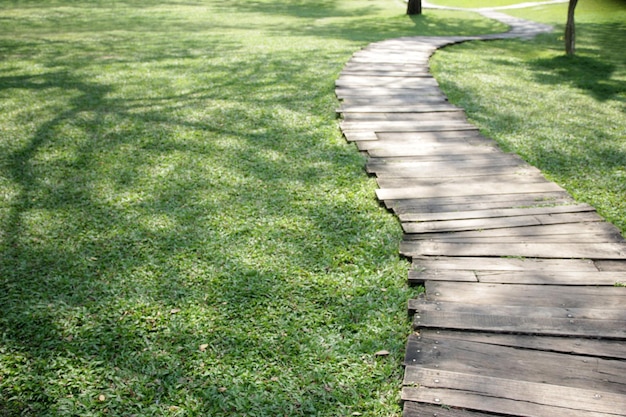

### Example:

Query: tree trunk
xmin=565 ymin=0 xmax=578 ymax=55
xmin=407 ymin=0 xmax=422 ymax=15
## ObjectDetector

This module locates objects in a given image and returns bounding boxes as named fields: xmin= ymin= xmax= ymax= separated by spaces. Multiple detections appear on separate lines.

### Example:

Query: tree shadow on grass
xmin=527 ymin=21 xmax=626 ymax=102
xmin=0 ymin=28 xmax=409 ymax=415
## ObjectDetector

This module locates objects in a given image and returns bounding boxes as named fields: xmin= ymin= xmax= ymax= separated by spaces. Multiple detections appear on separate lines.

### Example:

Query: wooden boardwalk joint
xmin=336 ymin=5 xmax=626 ymax=417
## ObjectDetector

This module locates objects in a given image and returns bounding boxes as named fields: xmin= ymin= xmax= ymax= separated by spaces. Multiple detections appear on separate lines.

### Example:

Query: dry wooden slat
xmin=386 ymin=191 xmax=573 ymax=212
xmin=338 ymin=104 xmax=461 ymax=113
xmin=412 ymin=256 xmax=598 ymax=272
xmin=400 ymin=240 xmax=626 ymax=259
xmin=378 ymin=173 xmax=550 ymax=189
xmin=402 ymin=369 xmax=626 ymax=416
xmin=404 ymin=336 xmax=626 ymax=392
xmin=342 ymin=111 xmax=468 ymax=122
xmin=402 ymin=401 xmax=492 ymax=417
xmin=408 ymin=269 xmax=624 ymax=285
xmin=405 ymin=223 xmax=623 ymax=242
xmin=408 ymin=268 xmax=478 ymax=283
xmin=402 ymin=211 xmax=603 ymax=234
xmin=336 ymin=75 xmax=439 ymax=88
xmin=336 ymin=87 xmax=444 ymax=98
xmin=342 ymin=131 xmax=378 ymax=142
xmin=377 ymin=181 xmax=564 ymax=201
xmin=398 ymin=203 xmax=594 ymax=222
xmin=422 ymin=281 xmax=626 ymax=307
xmin=410 ymin=330 xmax=626 ymax=360
xmin=596 ymin=260 xmax=626 ymax=271
xmin=341 ymin=120 xmax=476 ymax=132
xmin=476 ymin=270 xmax=626 ymax=285
xmin=412 ymin=302 xmax=626 ymax=338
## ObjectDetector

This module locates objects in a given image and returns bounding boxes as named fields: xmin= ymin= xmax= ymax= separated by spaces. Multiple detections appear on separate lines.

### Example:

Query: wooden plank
xmin=373 ymin=130 xmax=487 ymax=142
xmin=367 ymin=152 xmax=521 ymax=169
xmin=341 ymin=120 xmax=476 ymax=132
xmin=386 ymin=191 xmax=574 ymax=212
xmin=377 ymin=181 xmax=563 ymax=201
xmin=367 ymin=144 xmax=497 ymax=158
xmin=338 ymin=104 xmax=461 ymax=113
xmin=336 ymin=75 xmax=439 ymax=88
xmin=400 ymin=241 xmax=626 ymax=259
xmin=596 ymin=260 xmax=626 ymax=272
xmin=412 ymin=256 xmax=598 ymax=272
xmin=378 ymin=173 xmax=550 ymax=189
xmin=403 ymin=401 xmax=492 ymax=417
xmin=340 ymin=96 xmax=450 ymax=105
xmin=408 ymin=269 xmax=624 ymax=285
xmin=410 ymin=330 xmax=626 ymax=360
xmin=370 ymin=162 xmax=536 ymax=178
xmin=411 ymin=302 xmax=626 ymax=338
xmin=342 ymin=111 xmax=467 ymax=122
xmin=398 ymin=203 xmax=594 ymax=222
xmin=404 ymin=336 xmax=626 ymax=392
xmin=408 ymin=269 xmax=478 ymax=283
xmin=402 ymin=212 xmax=603 ymax=234
xmin=342 ymin=131 xmax=378 ymax=142
xmin=405 ymin=223 xmax=623 ymax=241
xmin=422 ymin=282 xmax=626 ymax=308
xmin=336 ymin=87 xmax=444 ymax=98
xmin=402 ymin=369 xmax=626 ymax=416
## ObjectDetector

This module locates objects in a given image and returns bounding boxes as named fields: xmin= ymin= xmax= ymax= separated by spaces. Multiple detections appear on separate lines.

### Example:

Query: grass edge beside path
xmin=431 ymin=0 xmax=626 ymax=235
xmin=0 ymin=1 xmax=507 ymax=416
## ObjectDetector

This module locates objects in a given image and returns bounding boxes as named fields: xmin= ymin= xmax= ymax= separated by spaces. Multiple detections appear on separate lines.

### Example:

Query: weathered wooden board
xmin=342 ymin=111 xmax=468 ymax=122
xmin=340 ymin=95 xmax=450 ymax=105
xmin=378 ymin=173 xmax=550 ymax=189
xmin=358 ymin=139 xmax=496 ymax=154
xmin=421 ymin=281 xmax=626 ymax=307
xmin=412 ymin=301 xmax=626 ymax=338
xmin=341 ymin=120 xmax=476 ymax=132
xmin=398 ymin=203 xmax=594 ymax=222
xmin=336 ymin=87 xmax=444 ymax=98
xmin=403 ymin=401 xmax=493 ymax=417
xmin=476 ymin=270 xmax=626 ymax=285
xmin=596 ymin=260 xmax=626 ymax=271
xmin=342 ymin=130 xmax=378 ymax=142
xmin=338 ymin=104 xmax=461 ymax=113
xmin=408 ymin=330 xmax=626 ymax=360
xmin=367 ymin=144 xmax=498 ymax=158
xmin=400 ymin=240 xmax=626 ymax=259
xmin=402 ymin=211 xmax=603 ymax=233
xmin=404 ymin=222 xmax=623 ymax=241
xmin=402 ymin=369 xmax=626 ymax=417
xmin=378 ymin=181 xmax=564 ymax=201
xmin=408 ymin=269 xmax=625 ymax=285
xmin=386 ymin=191 xmax=575 ymax=212
xmin=412 ymin=256 xmax=598 ymax=272
xmin=367 ymin=152 xmax=522 ymax=168
xmin=336 ymin=75 xmax=439 ymax=88
xmin=404 ymin=336 xmax=626 ymax=392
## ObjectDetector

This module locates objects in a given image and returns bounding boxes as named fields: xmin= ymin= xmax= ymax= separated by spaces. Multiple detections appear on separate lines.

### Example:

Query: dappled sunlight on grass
xmin=0 ymin=0 xmax=502 ymax=415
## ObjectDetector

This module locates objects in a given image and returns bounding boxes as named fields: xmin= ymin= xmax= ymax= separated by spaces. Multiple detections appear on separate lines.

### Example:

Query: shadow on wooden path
xmin=335 ymin=8 xmax=626 ymax=417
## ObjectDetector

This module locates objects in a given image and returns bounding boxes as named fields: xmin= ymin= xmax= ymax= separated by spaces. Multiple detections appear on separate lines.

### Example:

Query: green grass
xmin=0 ymin=1 xmax=507 ymax=416
xmin=431 ymin=0 xmax=626 ymax=234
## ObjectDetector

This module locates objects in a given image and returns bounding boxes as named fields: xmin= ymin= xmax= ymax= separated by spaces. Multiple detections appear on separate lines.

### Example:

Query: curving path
xmin=336 ymin=5 xmax=626 ymax=417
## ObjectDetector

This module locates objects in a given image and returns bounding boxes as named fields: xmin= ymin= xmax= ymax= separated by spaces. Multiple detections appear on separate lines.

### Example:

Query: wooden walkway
xmin=335 ymin=9 xmax=626 ymax=417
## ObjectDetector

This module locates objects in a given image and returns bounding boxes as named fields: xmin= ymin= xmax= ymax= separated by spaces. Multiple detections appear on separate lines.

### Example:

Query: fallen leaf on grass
xmin=218 ymin=387 xmax=227 ymax=393
xmin=374 ymin=350 xmax=390 ymax=356
xmin=98 ymin=394 xmax=106 ymax=402
xmin=170 ymin=308 xmax=181 ymax=314
xmin=199 ymin=344 xmax=209 ymax=352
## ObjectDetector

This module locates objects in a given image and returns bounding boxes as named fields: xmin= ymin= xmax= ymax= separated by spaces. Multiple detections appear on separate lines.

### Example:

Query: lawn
xmin=431 ymin=0 xmax=626 ymax=234
xmin=0 ymin=1 xmax=507 ymax=416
